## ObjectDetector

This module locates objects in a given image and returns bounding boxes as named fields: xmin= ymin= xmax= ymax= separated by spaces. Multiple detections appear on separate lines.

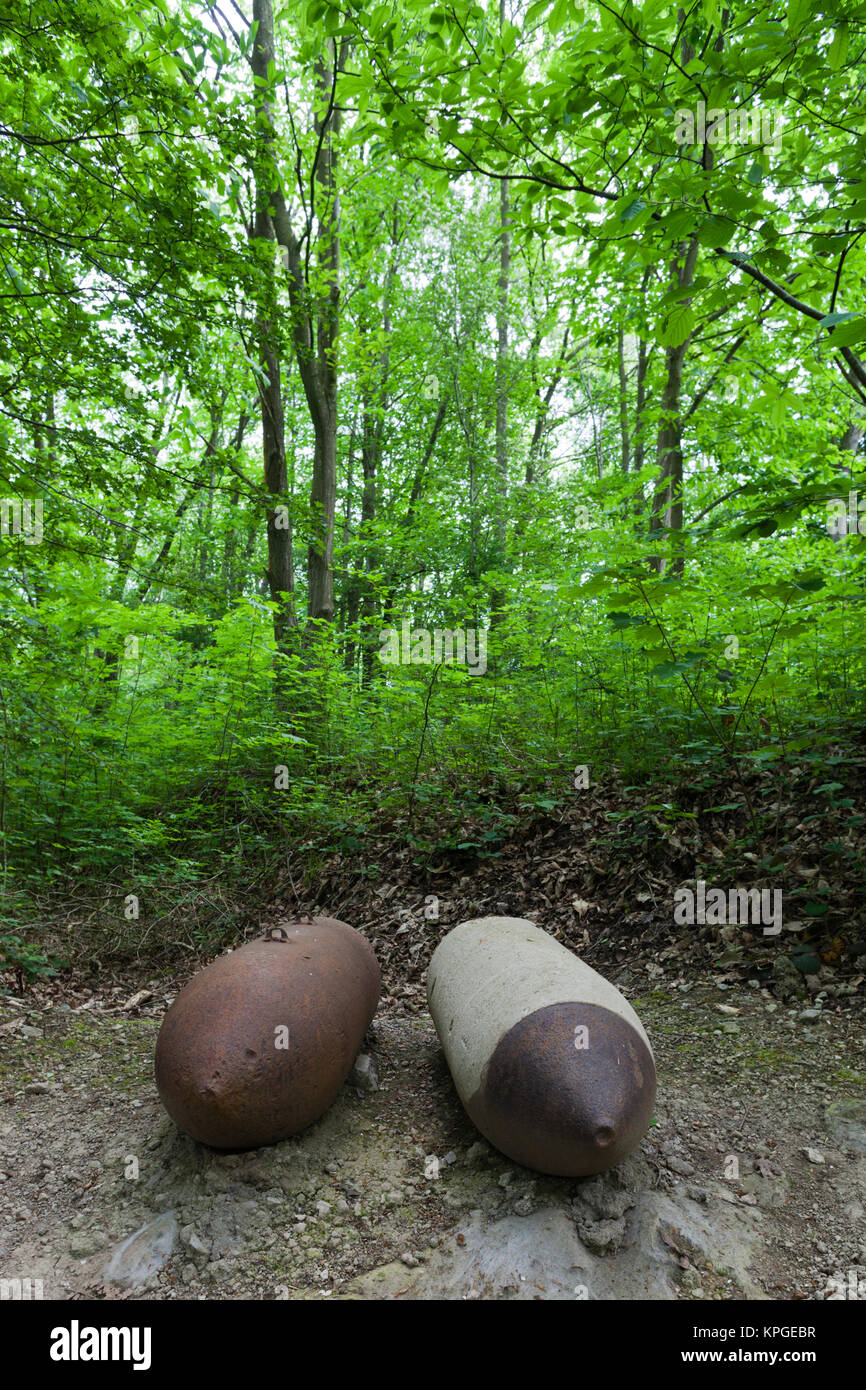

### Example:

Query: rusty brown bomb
xmin=155 ymin=918 xmax=380 ymax=1149
xmin=427 ymin=917 xmax=656 ymax=1176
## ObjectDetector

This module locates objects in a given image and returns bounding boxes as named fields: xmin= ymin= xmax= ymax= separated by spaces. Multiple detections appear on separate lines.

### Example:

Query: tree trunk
xmin=250 ymin=0 xmax=344 ymax=636
xmin=651 ymin=236 xmax=699 ymax=575
xmin=490 ymin=170 xmax=510 ymax=630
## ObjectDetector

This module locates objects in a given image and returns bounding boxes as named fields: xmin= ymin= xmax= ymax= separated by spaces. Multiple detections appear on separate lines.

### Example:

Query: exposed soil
xmin=0 ymin=975 xmax=863 ymax=1300
xmin=2 ymin=753 xmax=864 ymax=1300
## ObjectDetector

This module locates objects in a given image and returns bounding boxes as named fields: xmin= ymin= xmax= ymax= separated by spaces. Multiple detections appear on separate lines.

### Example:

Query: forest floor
xmin=1 ymin=749 xmax=865 ymax=1300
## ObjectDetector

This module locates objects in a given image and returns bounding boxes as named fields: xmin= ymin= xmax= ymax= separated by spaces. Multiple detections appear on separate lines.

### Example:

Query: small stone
xmin=513 ymin=1196 xmax=533 ymax=1217
xmin=824 ymin=1100 xmax=866 ymax=1155
xmin=798 ymin=1008 xmax=822 ymax=1022
xmin=803 ymin=1148 xmax=825 ymax=1164
xmin=578 ymin=1217 xmax=627 ymax=1254
xmin=443 ymin=1151 xmax=458 ymax=1166
xmin=400 ymin=1251 xmax=418 ymax=1268
xmin=24 ymin=1081 xmax=54 ymax=1094
xmin=771 ymin=956 xmax=804 ymax=1000
xmin=464 ymin=1142 xmax=488 ymax=1164
xmin=666 ymin=1155 xmax=695 ymax=1177
xmin=316 ymin=1201 xmax=331 ymax=1217
xmin=350 ymin=1054 xmax=379 ymax=1092
xmin=69 ymin=1228 xmax=109 ymax=1258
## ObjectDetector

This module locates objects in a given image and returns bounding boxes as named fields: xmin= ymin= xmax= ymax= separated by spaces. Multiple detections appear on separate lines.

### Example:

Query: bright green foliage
xmin=0 ymin=0 xmax=864 ymax=957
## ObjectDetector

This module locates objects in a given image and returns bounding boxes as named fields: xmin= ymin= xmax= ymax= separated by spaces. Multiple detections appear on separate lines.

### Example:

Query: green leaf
xmin=657 ymin=303 xmax=696 ymax=347
xmin=608 ymin=612 xmax=645 ymax=629
xmin=825 ymin=317 xmax=866 ymax=348
xmin=786 ymin=0 xmax=812 ymax=35
xmin=828 ymin=24 xmax=849 ymax=70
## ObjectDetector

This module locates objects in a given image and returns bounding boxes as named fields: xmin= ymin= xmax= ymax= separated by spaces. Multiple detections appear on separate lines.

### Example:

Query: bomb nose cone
xmin=155 ymin=917 xmax=380 ymax=1149
xmin=471 ymin=1000 xmax=655 ymax=1176
xmin=427 ymin=917 xmax=656 ymax=1177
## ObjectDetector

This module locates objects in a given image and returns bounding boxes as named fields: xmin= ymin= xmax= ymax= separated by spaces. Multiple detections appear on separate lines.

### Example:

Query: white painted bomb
xmin=427 ymin=917 xmax=656 ymax=1176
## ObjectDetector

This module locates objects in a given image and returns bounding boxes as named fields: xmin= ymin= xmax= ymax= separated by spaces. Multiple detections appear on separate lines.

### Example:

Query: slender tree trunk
xmin=250 ymin=0 xmax=344 ymax=638
xmin=305 ymin=46 xmax=342 ymax=626
xmin=490 ymin=171 xmax=510 ymax=630
xmin=651 ymin=236 xmax=699 ymax=575
xmin=617 ymin=325 xmax=630 ymax=474
xmin=831 ymin=419 xmax=864 ymax=542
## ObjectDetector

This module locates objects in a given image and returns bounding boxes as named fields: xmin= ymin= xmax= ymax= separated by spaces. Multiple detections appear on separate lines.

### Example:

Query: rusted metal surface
xmin=468 ymin=1001 xmax=656 ymax=1176
xmin=154 ymin=916 xmax=380 ymax=1149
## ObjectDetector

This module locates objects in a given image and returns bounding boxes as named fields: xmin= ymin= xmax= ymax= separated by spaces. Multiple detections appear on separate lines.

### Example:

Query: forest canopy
xmin=1 ymin=0 xmax=864 ymax=963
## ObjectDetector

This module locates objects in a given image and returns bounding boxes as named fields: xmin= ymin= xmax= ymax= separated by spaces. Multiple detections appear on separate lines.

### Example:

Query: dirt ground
xmin=3 ymin=759 xmax=865 ymax=1299
xmin=1 ymin=968 xmax=863 ymax=1301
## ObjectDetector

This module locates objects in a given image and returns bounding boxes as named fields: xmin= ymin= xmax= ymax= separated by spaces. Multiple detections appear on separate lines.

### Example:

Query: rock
xmin=513 ymin=1196 xmax=533 ymax=1217
xmin=350 ymin=1053 xmax=379 ymax=1093
xmin=24 ymin=1081 xmax=55 ymax=1095
xmin=666 ymin=1156 xmax=696 ymax=1177
xmin=180 ymin=1225 xmax=210 ymax=1257
xmin=340 ymin=1193 xmax=764 ymax=1301
xmin=575 ymin=1178 xmax=637 ymax=1221
xmin=400 ymin=1251 xmax=418 ymax=1268
xmin=802 ymin=1148 xmax=825 ymax=1164
xmin=824 ymin=1099 xmax=866 ymax=1155
xmin=771 ymin=956 xmax=804 ymax=1000
xmin=465 ymin=1142 xmax=489 ymax=1164
xmin=798 ymin=1008 xmax=822 ymax=1023
xmin=578 ymin=1217 xmax=627 ymax=1254
xmin=104 ymin=1211 xmax=178 ymax=1288
xmin=423 ymin=1155 xmax=440 ymax=1180
xmin=681 ymin=1267 xmax=703 ymax=1294
xmin=315 ymin=1201 xmax=331 ymax=1217
xmin=19 ymin=1025 xmax=44 ymax=1039
xmin=69 ymin=1228 xmax=109 ymax=1258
